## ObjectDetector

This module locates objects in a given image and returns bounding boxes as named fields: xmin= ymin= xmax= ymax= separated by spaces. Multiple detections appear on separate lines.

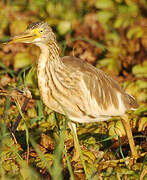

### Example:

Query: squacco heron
xmin=7 ymin=22 xmax=138 ymax=159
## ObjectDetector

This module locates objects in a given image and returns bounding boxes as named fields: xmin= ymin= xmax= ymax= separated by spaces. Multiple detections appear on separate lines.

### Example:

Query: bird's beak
xmin=6 ymin=30 xmax=37 ymax=44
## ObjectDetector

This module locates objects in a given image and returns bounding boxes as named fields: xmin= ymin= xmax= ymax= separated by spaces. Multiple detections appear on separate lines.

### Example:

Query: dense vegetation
xmin=0 ymin=0 xmax=147 ymax=179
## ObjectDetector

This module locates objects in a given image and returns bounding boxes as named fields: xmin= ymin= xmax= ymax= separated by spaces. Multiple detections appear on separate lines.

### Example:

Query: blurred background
xmin=0 ymin=0 xmax=147 ymax=179
xmin=0 ymin=0 xmax=147 ymax=94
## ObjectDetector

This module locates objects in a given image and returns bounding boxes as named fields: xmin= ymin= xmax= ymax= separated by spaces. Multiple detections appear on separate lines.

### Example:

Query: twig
xmin=11 ymin=97 xmax=29 ymax=133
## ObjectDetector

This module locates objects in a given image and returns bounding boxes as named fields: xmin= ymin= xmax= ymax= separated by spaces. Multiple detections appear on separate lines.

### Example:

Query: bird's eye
xmin=40 ymin=30 xmax=43 ymax=33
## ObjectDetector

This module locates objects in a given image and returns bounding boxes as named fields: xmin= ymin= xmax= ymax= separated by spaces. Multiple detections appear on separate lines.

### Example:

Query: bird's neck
xmin=36 ymin=41 xmax=61 ymax=106
xmin=36 ymin=41 xmax=60 ymax=64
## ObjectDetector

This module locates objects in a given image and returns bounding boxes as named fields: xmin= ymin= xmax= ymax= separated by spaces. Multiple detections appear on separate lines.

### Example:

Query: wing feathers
xmin=61 ymin=56 xmax=137 ymax=118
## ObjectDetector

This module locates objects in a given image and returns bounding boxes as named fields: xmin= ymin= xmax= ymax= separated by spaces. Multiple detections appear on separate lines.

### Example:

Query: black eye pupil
xmin=40 ymin=30 xmax=43 ymax=32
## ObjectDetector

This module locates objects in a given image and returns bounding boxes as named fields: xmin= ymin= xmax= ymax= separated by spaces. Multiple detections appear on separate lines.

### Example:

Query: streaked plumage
xmin=35 ymin=23 xmax=137 ymax=123
xmin=8 ymin=22 xmax=138 ymax=158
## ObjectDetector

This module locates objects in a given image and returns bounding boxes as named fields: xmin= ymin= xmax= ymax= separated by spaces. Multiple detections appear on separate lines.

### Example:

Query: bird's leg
xmin=121 ymin=114 xmax=137 ymax=158
xmin=68 ymin=122 xmax=81 ymax=161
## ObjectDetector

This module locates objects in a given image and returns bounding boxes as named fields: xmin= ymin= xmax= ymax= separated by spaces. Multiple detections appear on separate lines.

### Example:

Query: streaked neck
xmin=36 ymin=41 xmax=60 ymax=63
xmin=36 ymin=41 xmax=61 ymax=106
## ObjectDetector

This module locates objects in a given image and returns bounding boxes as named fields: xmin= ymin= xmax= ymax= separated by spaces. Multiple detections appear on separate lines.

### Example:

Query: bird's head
xmin=7 ymin=22 xmax=56 ymax=45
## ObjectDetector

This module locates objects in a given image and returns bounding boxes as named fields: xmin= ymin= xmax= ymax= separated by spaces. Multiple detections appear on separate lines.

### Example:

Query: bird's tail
xmin=126 ymin=93 xmax=138 ymax=110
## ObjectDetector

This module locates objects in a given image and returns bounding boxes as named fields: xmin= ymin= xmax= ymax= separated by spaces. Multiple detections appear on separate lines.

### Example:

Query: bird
xmin=7 ymin=21 xmax=138 ymax=160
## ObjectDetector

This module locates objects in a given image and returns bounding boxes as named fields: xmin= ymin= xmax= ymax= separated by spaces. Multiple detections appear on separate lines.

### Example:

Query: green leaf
xmin=14 ymin=52 xmax=31 ymax=69
xmin=97 ymin=10 xmax=114 ymax=25
xmin=96 ymin=57 xmax=121 ymax=75
xmin=96 ymin=0 xmax=114 ymax=9
xmin=36 ymin=100 xmax=44 ymax=119
xmin=0 ymin=60 xmax=15 ymax=77
xmin=25 ymin=66 xmax=37 ymax=87
xmin=138 ymin=117 xmax=147 ymax=132
xmin=57 ymin=21 xmax=71 ymax=35
xmin=114 ymin=16 xmax=124 ymax=28
xmin=127 ymin=27 xmax=143 ymax=39
xmin=132 ymin=61 xmax=147 ymax=78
